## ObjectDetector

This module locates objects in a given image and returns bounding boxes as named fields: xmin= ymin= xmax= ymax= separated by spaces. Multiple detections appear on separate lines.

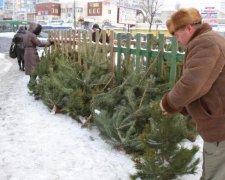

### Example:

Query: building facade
xmin=2 ymin=0 xmax=14 ymax=19
xmin=16 ymin=0 xmax=36 ymax=21
xmin=3 ymin=0 xmax=225 ymax=31
xmin=35 ymin=2 xmax=61 ymax=24
xmin=60 ymin=1 xmax=85 ymax=24
xmin=0 ymin=0 xmax=4 ymax=10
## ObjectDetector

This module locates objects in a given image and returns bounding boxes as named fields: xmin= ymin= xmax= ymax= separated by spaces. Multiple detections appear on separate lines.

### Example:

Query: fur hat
xmin=92 ymin=24 xmax=100 ymax=29
xmin=167 ymin=8 xmax=202 ymax=35
xmin=166 ymin=19 xmax=175 ymax=35
xmin=33 ymin=24 xmax=42 ymax=35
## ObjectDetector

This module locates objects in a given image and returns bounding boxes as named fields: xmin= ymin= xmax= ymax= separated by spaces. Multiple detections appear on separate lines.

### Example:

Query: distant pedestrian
xmin=23 ymin=23 xmax=53 ymax=90
xmin=92 ymin=24 xmax=109 ymax=43
xmin=12 ymin=26 xmax=26 ymax=71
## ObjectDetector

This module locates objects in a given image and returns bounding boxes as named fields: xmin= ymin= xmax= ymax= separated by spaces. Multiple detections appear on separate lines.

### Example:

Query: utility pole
xmin=73 ymin=0 xmax=77 ymax=29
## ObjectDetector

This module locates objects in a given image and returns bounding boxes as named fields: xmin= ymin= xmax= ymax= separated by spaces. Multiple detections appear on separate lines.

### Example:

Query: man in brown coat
xmin=160 ymin=8 xmax=225 ymax=179
xmin=23 ymin=23 xmax=52 ymax=90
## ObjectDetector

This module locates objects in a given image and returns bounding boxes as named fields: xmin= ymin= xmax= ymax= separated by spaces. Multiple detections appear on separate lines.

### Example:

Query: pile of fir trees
xmin=30 ymin=35 xmax=200 ymax=179
xmin=92 ymin=65 xmax=199 ymax=179
xmin=30 ymin=41 xmax=112 ymax=120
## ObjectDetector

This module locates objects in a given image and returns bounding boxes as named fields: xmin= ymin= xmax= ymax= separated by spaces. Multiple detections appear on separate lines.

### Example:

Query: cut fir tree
xmin=92 ymin=71 xmax=199 ymax=179
xmin=132 ymin=103 xmax=199 ymax=180
xmin=31 ymin=42 xmax=113 ymax=121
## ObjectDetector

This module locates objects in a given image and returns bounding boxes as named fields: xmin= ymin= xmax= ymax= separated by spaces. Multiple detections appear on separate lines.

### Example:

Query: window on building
xmin=108 ymin=10 xmax=111 ymax=14
xmin=79 ymin=8 xmax=83 ymax=13
xmin=93 ymin=8 xmax=96 ymax=14
xmin=88 ymin=2 xmax=102 ymax=16
xmin=76 ymin=8 xmax=82 ymax=13
xmin=38 ymin=16 xmax=44 ymax=20
xmin=97 ymin=8 xmax=100 ymax=14
xmin=67 ymin=8 xmax=72 ymax=13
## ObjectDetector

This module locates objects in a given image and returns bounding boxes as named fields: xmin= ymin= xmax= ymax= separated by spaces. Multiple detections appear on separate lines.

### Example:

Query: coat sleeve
xmin=92 ymin=32 xmax=96 ymax=42
xmin=31 ymin=34 xmax=51 ymax=47
xmin=12 ymin=35 xmax=16 ymax=43
xmin=162 ymin=39 xmax=224 ymax=114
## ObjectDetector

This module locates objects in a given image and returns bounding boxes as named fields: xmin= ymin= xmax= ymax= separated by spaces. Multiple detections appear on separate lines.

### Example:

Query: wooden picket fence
xmin=48 ymin=30 xmax=185 ymax=85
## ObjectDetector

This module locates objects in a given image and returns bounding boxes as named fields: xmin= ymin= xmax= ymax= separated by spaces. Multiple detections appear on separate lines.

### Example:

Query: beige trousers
xmin=201 ymin=140 xmax=225 ymax=180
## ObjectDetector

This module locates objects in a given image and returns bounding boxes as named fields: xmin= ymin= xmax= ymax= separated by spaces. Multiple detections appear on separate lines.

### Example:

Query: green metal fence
xmin=49 ymin=30 xmax=185 ymax=85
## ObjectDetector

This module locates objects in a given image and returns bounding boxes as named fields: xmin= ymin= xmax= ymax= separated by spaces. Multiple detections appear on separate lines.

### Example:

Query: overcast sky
xmin=161 ymin=0 xmax=222 ymax=11
xmin=59 ymin=0 xmax=224 ymax=11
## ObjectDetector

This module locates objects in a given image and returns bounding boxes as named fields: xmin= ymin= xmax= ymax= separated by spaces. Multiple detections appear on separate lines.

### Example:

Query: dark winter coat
xmin=12 ymin=26 xmax=26 ymax=60
xmin=92 ymin=29 xmax=109 ymax=43
xmin=13 ymin=27 xmax=26 ymax=50
xmin=162 ymin=23 xmax=225 ymax=142
xmin=23 ymin=30 xmax=50 ymax=75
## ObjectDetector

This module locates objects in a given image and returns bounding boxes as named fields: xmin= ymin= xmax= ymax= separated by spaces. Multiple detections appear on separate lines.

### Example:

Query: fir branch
xmin=139 ymin=83 xmax=149 ymax=108
xmin=139 ymin=51 xmax=159 ymax=84
xmin=103 ymin=74 xmax=114 ymax=91
xmin=81 ymin=114 xmax=93 ymax=128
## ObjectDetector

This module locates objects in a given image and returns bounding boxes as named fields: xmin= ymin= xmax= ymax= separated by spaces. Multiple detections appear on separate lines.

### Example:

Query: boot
xmin=18 ymin=60 xmax=22 ymax=71
xmin=22 ymin=61 xmax=25 ymax=71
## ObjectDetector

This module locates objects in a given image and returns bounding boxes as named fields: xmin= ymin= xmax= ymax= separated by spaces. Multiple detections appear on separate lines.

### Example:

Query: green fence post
xmin=146 ymin=34 xmax=152 ymax=68
xmin=169 ymin=36 xmax=178 ymax=86
xmin=157 ymin=34 xmax=164 ymax=79
xmin=116 ymin=33 xmax=122 ymax=84
xmin=125 ymin=33 xmax=131 ymax=72
xmin=135 ymin=33 xmax=141 ymax=72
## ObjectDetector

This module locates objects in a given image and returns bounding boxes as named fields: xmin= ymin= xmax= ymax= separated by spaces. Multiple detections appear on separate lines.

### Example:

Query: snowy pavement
xmin=0 ymin=37 xmax=136 ymax=180
xmin=0 ymin=34 xmax=203 ymax=180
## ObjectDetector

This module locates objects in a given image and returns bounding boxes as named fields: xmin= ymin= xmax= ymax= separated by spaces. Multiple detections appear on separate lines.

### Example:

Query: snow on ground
xmin=0 ymin=55 xmax=136 ymax=179
xmin=0 ymin=32 xmax=15 ymax=39
xmin=0 ymin=33 xmax=203 ymax=180
xmin=179 ymin=136 xmax=203 ymax=180
xmin=0 ymin=53 xmax=12 ymax=75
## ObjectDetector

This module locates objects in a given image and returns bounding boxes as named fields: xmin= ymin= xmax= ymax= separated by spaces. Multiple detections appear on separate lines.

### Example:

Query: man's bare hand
xmin=160 ymin=100 xmax=168 ymax=115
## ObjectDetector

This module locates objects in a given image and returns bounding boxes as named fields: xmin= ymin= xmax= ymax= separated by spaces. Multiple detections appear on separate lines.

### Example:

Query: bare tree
xmin=139 ymin=0 xmax=162 ymax=32
xmin=73 ymin=0 xmax=77 ymax=29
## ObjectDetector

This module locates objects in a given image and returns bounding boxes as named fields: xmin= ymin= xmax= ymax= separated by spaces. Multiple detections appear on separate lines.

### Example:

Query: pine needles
xmin=30 ymin=36 xmax=199 ymax=179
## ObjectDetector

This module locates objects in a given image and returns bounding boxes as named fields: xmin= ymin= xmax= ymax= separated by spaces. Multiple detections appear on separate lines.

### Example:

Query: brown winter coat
xmin=23 ymin=30 xmax=50 ymax=75
xmin=162 ymin=23 xmax=225 ymax=142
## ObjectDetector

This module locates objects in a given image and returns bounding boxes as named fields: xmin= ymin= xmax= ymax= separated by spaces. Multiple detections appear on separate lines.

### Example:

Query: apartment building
xmin=36 ymin=2 xmax=61 ymax=24
xmin=16 ymin=0 xmax=36 ymax=21
xmin=3 ymin=0 xmax=14 ymax=19
xmin=0 ymin=0 xmax=36 ymax=20
xmin=60 ymin=0 xmax=118 ymax=28
xmin=0 ymin=0 xmax=4 ymax=10
xmin=60 ymin=1 xmax=85 ymax=24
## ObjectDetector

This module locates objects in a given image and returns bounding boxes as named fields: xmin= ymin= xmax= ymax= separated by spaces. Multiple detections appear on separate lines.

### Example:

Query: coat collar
xmin=187 ymin=23 xmax=212 ymax=44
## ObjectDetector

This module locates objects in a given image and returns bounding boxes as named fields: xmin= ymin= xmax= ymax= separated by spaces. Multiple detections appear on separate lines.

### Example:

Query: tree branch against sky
xmin=139 ymin=0 xmax=163 ymax=31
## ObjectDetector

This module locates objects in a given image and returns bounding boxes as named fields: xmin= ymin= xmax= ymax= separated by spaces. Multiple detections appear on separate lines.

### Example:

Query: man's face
xmin=30 ymin=24 xmax=36 ymax=31
xmin=174 ymin=25 xmax=193 ymax=47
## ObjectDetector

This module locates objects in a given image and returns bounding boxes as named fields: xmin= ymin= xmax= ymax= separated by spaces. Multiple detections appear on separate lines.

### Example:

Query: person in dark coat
xmin=23 ymin=23 xmax=52 ymax=90
xmin=92 ymin=24 xmax=109 ymax=43
xmin=12 ymin=26 xmax=26 ymax=71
